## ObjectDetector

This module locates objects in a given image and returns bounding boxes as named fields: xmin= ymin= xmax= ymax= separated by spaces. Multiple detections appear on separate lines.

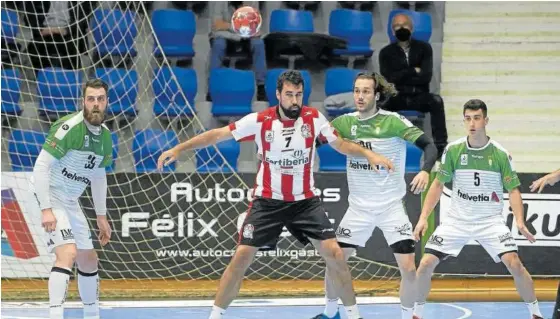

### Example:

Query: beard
xmin=83 ymin=106 xmax=105 ymax=126
xmin=358 ymin=100 xmax=376 ymax=113
xmin=281 ymin=104 xmax=302 ymax=119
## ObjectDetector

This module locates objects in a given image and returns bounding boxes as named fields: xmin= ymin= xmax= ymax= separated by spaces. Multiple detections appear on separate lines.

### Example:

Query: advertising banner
xmin=2 ymin=172 xmax=558 ymax=278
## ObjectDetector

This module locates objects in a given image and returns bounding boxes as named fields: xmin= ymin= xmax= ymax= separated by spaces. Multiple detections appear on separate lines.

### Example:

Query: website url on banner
xmin=155 ymin=248 xmax=321 ymax=260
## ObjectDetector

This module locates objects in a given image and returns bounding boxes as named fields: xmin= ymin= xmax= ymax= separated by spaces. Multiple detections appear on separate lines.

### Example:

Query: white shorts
xmin=336 ymin=200 xmax=413 ymax=248
xmin=425 ymin=220 xmax=518 ymax=263
xmin=43 ymin=198 xmax=93 ymax=253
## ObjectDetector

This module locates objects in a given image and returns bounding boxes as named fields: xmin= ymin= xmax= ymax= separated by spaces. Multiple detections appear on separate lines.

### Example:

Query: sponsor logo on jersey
xmin=395 ymin=223 xmax=412 ymax=236
xmin=348 ymin=160 xmax=384 ymax=171
xmin=460 ymin=154 xmax=468 ymax=165
xmin=61 ymin=167 xmax=91 ymax=185
xmin=498 ymin=232 xmax=514 ymax=243
xmin=336 ymin=226 xmax=351 ymax=238
xmin=84 ymin=135 xmax=90 ymax=147
xmin=350 ymin=125 xmax=357 ymax=136
xmin=243 ymin=224 xmax=254 ymax=239
xmin=300 ymin=123 xmax=312 ymax=138
xmin=61 ymin=229 xmax=74 ymax=241
xmin=457 ymin=189 xmax=500 ymax=203
xmin=471 ymin=154 xmax=483 ymax=159
xmin=265 ymin=150 xmax=310 ymax=167
xmin=282 ymin=128 xmax=295 ymax=136
xmin=62 ymin=124 xmax=69 ymax=130
xmin=265 ymin=130 xmax=274 ymax=142
xmin=355 ymin=140 xmax=373 ymax=151
xmin=428 ymin=234 xmax=444 ymax=246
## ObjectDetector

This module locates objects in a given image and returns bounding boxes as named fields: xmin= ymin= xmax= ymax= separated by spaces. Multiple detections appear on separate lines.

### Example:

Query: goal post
xmin=1 ymin=1 xmax=401 ymax=301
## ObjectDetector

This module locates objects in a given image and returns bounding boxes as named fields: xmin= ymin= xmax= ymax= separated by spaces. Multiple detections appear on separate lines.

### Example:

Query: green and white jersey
xmin=331 ymin=110 xmax=424 ymax=209
xmin=437 ymin=137 xmax=520 ymax=223
xmin=42 ymin=111 xmax=113 ymax=202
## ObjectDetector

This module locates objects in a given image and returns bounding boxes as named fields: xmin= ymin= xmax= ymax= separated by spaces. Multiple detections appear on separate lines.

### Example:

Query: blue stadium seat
xmin=36 ymin=68 xmax=82 ymax=115
xmin=105 ymin=132 xmax=119 ymax=173
xmin=270 ymin=9 xmax=314 ymax=33
xmin=95 ymin=68 xmax=138 ymax=118
xmin=196 ymin=139 xmax=241 ymax=173
xmin=132 ymin=129 xmax=178 ymax=173
xmin=8 ymin=129 xmax=47 ymax=171
xmin=209 ymin=68 xmax=254 ymax=117
xmin=387 ymin=10 xmax=432 ymax=42
xmin=398 ymin=110 xmax=424 ymax=119
xmin=91 ymin=9 xmax=137 ymax=56
xmin=265 ymin=69 xmax=311 ymax=106
xmin=1 ymin=9 xmax=18 ymax=43
xmin=317 ymin=143 xmax=346 ymax=171
xmin=405 ymin=142 xmax=422 ymax=173
xmin=329 ymin=9 xmax=374 ymax=57
xmin=1 ymin=68 xmax=22 ymax=116
xmin=153 ymin=67 xmax=197 ymax=117
xmin=152 ymin=9 xmax=195 ymax=58
xmin=324 ymin=68 xmax=363 ymax=117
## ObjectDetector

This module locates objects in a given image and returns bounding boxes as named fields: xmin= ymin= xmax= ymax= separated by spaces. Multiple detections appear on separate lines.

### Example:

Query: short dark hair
xmin=463 ymin=99 xmax=488 ymax=117
xmin=276 ymin=70 xmax=304 ymax=93
xmin=82 ymin=78 xmax=108 ymax=98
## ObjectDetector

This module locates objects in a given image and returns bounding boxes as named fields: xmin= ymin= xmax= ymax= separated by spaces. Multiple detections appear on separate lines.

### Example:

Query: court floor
xmin=2 ymin=297 xmax=555 ymax=319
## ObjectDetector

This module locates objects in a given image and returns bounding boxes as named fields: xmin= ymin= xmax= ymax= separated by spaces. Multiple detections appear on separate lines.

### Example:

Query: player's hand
xmin=366 ymin=153 xmax=394 ymax=173
xmin=157 ymin=147 xmax=180 ymax=171
xmin=530 ymin=173 xmax=559 ymax=193
xmin=410 ymin=171 xmax=429 ymax=194
xmin=41 ymin=208 xmax=57 ymax=233
xmin=414 ymin=218 xmax=428 ymax=241
xmin=517 ymin=223 xmax=536 ymax=243
xmin=96 ymin=215 xmax=111 ymax=246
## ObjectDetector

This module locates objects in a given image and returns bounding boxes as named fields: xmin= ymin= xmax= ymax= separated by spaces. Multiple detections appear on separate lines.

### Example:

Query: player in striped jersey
xmin=32 ymin=79 xmax=113 ymax=319
xmin=158 ymin=70 xmax=394 ymax=319
xmin=413 ymin=99 xmax=543 ymax=319
xmin=530 ymin=169 xmax=560 ymax=319
xmin=312 ymin=72 xmax=438 ymax=319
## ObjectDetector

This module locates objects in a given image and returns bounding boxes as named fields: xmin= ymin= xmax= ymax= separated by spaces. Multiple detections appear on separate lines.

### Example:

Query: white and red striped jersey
xmin=228 ymin=106 xmax=338 ymax=201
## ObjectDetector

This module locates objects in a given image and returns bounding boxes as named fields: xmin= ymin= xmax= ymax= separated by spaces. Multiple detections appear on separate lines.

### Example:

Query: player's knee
xmin=54 ymin=244 xmax=77 ymax=267
xmin=502 ymin=253 xmax=525 ymax=276
xmin=390 ymin=240 xmax=416 ymax=254
xmin=76 ymin=249 xmax=98 ymax=273
xmin=418 ymin=255 xmax=438 ymax=274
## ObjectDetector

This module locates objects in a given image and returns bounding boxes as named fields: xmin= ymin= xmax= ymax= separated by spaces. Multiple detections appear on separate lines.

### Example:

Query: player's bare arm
xmin=413 ymin=178 xmax=444 ymax=241
xmin=530 ymin=169 xmax=560 ymax=193
xmin=158 ymin=126 xmax=234 ymax=170
xmin=509 ymin=188 xmax=536 ymax=243
xmin=330 ymin=137 xmax=394 ymax=172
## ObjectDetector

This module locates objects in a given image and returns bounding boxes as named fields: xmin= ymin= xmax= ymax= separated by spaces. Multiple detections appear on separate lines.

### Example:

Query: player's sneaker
xmin=309 ymin=312 xmax=341 ymax=319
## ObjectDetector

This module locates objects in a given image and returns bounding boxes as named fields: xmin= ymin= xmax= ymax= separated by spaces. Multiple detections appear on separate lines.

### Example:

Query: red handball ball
xmin=231 ymin=6 xmax=262 ymax=38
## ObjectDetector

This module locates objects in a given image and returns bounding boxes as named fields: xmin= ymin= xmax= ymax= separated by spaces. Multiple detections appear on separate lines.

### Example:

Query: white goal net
xmin=1 ymin=1 xmax=399 ymax=300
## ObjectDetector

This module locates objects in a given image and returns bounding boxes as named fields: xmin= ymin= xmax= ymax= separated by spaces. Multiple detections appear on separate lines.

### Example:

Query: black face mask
xmin=281 ymin=105 xmax=301 ymax=119
xmin=395 ymin=28 xmax=411 ymax=41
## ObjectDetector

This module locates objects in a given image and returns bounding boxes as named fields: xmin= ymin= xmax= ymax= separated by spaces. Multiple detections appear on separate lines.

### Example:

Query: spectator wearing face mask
xmin=379 ymin=13 xmax=448 ymax=160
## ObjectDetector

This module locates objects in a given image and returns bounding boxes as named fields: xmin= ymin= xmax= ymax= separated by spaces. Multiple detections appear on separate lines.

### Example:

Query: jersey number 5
xmin=474 ymin=172 xmax=480 ymax=186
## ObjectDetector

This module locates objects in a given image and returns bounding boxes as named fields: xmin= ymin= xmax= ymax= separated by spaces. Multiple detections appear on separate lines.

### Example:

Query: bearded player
xmin=158 ymin=70 xmax=395 ymax=319
xmin=33 ymin=79 xmax=113 ymax=319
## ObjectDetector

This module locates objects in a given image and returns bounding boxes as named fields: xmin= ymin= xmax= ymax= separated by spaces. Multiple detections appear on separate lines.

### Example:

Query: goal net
xmin=0 ymin=1 xmax=399 ymax=301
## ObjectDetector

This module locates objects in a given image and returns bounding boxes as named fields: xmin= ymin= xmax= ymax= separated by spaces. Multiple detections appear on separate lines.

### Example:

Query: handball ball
xmin=231 ymin=6 xmax=262 ymax=38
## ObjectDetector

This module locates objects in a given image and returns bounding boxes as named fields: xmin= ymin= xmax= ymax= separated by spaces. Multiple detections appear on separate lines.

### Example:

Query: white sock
xmin=323 ymin=298 xmax=339 ymax=318
xmin=414 ymin=302 xmax=425 ymax=318
xmin=209 ymin=305 xmax=226 ymax=319
xmin=49 ymin=267 xmax=71 ymax=319
xmin=78 ymin=269 xmax=100 ymax=319
xmin=344 ymin=304 xmax=361 ymax=319
xmin=526 ymin=300 xmax=542 ymax=317
xmin=402 ymin=306 xmax=414 ymax=319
